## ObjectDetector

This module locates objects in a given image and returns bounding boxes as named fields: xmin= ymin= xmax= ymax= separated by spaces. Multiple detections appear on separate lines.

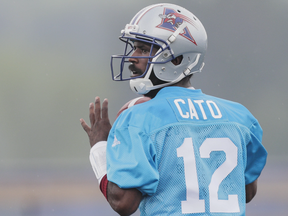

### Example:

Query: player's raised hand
xmin=80 ymin=97 xmax=112 ymax=148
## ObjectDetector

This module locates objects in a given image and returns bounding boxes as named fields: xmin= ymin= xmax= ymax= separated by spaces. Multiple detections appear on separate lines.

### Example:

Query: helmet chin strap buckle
xmin=168 ymin=23 xmax=187 ymax=43
xmin=183 ymin=54 xmax=201 ymax=76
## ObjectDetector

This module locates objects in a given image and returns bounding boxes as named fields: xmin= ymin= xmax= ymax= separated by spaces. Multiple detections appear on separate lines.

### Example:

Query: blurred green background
xmin=0 ymin=0 xmax=287 ymax=215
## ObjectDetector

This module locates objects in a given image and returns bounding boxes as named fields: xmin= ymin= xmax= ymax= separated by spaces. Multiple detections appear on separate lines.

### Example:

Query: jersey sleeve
xmin=106 ymin=120 xmax=159 ymax=196
xmin=245 ymin=119 xmax=267 ymax=185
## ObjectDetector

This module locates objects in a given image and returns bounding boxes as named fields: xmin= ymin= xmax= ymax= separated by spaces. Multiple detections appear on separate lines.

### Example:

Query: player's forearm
xmin=245 ymin=179 xmax=257 ymax=203
xmin=107 ymin=181 xmax=142 ymax=215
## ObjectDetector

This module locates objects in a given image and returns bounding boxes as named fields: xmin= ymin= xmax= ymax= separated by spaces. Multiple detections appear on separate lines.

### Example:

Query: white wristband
xmin=89 ymin=141 xmax=107 ymax=184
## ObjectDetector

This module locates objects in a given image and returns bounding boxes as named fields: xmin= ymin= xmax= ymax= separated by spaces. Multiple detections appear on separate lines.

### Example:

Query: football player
xmin=81 ymin=3 xmax=267 ymax=215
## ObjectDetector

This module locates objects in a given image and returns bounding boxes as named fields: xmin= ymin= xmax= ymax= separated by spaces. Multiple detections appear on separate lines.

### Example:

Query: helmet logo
xmin=157 ymin=8 xmax=197 ymax=45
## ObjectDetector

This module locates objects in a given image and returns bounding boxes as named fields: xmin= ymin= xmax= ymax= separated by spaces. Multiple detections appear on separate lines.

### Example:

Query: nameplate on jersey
xmin=167 ymin=97 xmax=227 ymax=122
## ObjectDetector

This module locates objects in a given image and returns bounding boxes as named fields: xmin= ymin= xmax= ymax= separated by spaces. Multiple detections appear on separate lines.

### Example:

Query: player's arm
xmin=107 ymin=181 xmax=142 ymax=215
xmin=80 ymin=97 xmax=142 ymax=215
xmin=245 ymin=179 xmax=257 ymax=203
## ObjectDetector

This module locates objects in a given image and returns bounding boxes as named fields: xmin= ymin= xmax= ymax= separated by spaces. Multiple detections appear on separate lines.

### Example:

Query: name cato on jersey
xmin=172 ymin=98 xmax=223 ymax=120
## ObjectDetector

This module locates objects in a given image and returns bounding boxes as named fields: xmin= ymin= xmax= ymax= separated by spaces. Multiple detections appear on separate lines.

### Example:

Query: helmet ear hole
xmin=171 ymin=55 xmax=183 ymax=66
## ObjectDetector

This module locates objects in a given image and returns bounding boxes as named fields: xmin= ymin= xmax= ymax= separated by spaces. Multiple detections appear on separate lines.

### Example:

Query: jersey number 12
xmin=177 ymin=137 xmax=240 ymax=214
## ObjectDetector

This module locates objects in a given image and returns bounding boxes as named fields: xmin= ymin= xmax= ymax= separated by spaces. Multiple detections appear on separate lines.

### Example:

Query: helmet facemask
xmin=111 ymin=30 xmax=174 ymax=82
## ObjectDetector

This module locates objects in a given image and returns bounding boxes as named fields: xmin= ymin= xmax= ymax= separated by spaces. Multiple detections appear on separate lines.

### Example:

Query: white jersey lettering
xmin=174 ymin=99 xmax=222 ymax=120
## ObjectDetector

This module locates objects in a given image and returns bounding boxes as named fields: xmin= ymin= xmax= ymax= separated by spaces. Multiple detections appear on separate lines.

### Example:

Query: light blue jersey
xmin=106 ymin=87 xmax=267 ymax=216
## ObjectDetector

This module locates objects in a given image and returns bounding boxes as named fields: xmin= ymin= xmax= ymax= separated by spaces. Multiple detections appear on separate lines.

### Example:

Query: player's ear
xmin=171 ymin=55 xmax=183 ymax=66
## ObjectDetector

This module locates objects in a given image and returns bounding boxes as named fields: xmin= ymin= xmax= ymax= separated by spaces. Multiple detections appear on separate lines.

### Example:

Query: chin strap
xmin=183 ymin=54 xmax=201 ymax=76
xmin=167 ymin=23 xmax=187 ymax=44
xmin=130 ymin=53 xmax=201 ymax=95
xmin=130 ymin=22 xmax=199 ymax=95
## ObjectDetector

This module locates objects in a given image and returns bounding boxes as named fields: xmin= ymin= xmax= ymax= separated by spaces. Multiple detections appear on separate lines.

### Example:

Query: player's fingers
xmin=102 ymin=98 xmax=109 ymax=120
xmin=80 ymin=118 xmax=91 ymax=133
xmin=94 ymin=96 xmax=101 ymax=121
xmin=89 ymin=102 xmax=95 ymax=125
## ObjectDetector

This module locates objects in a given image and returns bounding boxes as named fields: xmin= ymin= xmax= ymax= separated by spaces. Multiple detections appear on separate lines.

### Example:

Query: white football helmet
xmin=111 ymin=3 xmax=207 ymax=95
